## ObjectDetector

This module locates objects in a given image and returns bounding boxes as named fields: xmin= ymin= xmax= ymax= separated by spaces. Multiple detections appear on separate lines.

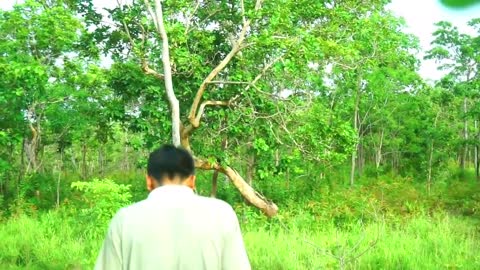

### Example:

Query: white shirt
xmin=94 ymin=185 xmax=251 ymax=270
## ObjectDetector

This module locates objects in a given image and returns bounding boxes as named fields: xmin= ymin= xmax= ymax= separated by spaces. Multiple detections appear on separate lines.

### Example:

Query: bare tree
xmin=129 ymin=0 xmax=278 ymax=216
xmin=143 ymin=0 xmax=181 ymax=146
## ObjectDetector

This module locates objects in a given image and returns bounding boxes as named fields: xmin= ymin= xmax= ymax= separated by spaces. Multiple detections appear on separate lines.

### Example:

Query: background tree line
xmin=0 ymin=0 xmax=479 ymax=214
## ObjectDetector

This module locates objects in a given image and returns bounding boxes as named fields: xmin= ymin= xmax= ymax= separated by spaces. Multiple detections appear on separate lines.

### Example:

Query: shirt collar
xmin=148 ymin=185 xmax=194 ymax=200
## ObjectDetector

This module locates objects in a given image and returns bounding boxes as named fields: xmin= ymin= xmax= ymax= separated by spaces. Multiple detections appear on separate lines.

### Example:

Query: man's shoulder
xmin=112 ymin=195 xmax=237 ymax=222
xmin=195 ymin=195 xmax=235 ymax=213
xmin=194 ymin=196 xmax=239 ymax=228
xmin=112 ymin=199 xmax=149 ymax=219
xmin=116 ymin=196 xmax=234 ymax=212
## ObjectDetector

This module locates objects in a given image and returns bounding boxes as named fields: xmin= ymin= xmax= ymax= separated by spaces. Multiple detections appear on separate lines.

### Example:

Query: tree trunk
xmin=392 ymin=151 xmax=399 ymax=173
xmin=70 ymin=151 xmax=78 ymax=171
xmin=144 ymin=0 xmax=181 ymax=146
xmin=350 ymin=75 xmax=362 ymax=186
xmin=98 ymin=145 xmax=104 ymax=176
xmin=0 ymin=142 xmax=13 ymax=197
xmin=124 ymin=143 xmax=130 ymax=171
xmin=17 ymin=133 xmax=26 ymax=196
xmin=25 ymin=122 xmax=40 ymax=174
xmin=82 ymin=142 xmax=87 ymax=180
xmin=427 ymin=112 xmax=440 ymax=193
xmin=196 ymin=158 xmax=278 ymax=217
xmin=56 ymin=148 xmax=64 ymax=208
xmin=375 ymin=129 xmax=384 ymax=170
xmin=211 ymin=136 xmax=228 ymax=197
xmin=357 ymin=141 xmax=364 ymax=175
xmin=247 ymin=152 xmax=256 ymax=186
xmin=210 ymin=170 xmax=219 ymax=198
xmin=475 ymin=119 xmax=479 ymax=180
xmin=461 ymin=97 xmax=468 ymax=170
xmin=350 ymin=151 xmax=356 ymax=186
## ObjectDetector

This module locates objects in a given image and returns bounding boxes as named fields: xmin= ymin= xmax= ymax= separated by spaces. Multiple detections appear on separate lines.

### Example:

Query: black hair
xmin=147 ymin=145 xmax=195 ymax=182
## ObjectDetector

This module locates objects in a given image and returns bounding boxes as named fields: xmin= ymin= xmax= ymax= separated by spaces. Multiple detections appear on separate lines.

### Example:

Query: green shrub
xmin=70 ymin=178 xmax=132 ymax=237
xmin=103 ymin=171 xmax=147 ymax=202
xmin=7 ymin=196 xmax=37 ymax=218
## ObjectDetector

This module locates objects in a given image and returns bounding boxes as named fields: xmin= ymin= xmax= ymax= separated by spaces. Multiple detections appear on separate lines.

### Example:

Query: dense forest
xmin=1 ymin=0 xmax=480 ymax=269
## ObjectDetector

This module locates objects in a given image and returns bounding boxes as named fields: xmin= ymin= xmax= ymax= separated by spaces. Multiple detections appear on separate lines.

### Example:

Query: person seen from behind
xmin=94 ymin=145 xmax=251 ymax=270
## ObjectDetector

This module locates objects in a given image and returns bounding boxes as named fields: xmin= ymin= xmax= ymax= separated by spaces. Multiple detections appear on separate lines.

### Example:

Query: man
xmin=95 ymin=145 xmax=251 ymax=270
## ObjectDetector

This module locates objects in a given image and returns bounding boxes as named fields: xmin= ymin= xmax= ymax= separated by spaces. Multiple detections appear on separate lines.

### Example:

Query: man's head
xmin=146 ymin=145 xmax=196 ymax=191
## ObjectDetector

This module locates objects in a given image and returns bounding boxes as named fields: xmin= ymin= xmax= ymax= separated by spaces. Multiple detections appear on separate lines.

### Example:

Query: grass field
xmin=245 ymin=216 xmax=480 ymax=269
xmin=1 ymin=174 xmax=479 ymax=269
xmin=1 ymin=211 xmax=479 ymax=270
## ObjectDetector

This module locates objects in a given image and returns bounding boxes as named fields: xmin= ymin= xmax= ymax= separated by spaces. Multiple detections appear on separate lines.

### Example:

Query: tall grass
xmin=2 ymin=176 xmax=479 ymax=269
xmin=0 ymin=212 xmax=98 ymax=270
xmin=1 ymin=212 xmax=479 ymax=269
xmin=244 ymin=215 xmax=480 ymax=269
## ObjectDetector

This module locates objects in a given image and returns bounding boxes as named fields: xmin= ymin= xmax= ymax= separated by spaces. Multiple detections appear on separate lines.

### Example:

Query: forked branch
xmin=183 ymin=53 xmax=280 ymax=139
xmin=141 ymin=61 xmax=165 ymax=79
xmin=188 ymin=0 xmax=264 ymax=123
xmin=182 ymin=99 xmax=233 ymax=141
xmin=120 ymin=3 xmax=165 ymax=80
xmin=195 ymin=157 xmax=278 ymax=217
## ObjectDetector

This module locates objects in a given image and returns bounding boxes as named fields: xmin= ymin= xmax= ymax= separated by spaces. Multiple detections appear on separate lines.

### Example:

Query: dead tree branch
xmin=195 ymin=157 xmax=278 ymax=217
xmin=188 ymin=0 xmax=264 ymax=124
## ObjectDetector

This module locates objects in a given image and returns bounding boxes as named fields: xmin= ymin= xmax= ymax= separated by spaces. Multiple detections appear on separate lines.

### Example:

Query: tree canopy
xmin=0 ymin=0 xmax=479 ymax=217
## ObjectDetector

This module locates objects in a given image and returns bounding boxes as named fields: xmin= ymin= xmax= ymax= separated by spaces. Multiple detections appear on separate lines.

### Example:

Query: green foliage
xmin=292 ymin=101 xmax=357 ymax=165
xmin=440 ymin=0 xmax=480 ymax=8
xmin=0 ymin=212 xmax=98 ymax=269
xmin=7 ymin=196 xmax=37 ymax=219
xmin=70 ymin=179 xmax=132 ymax=236
xmin=2 ymin=0 xmax=477 ymax=210
xmin=1 ymin=205 xmax=479 ymax=269
xmin=1 ymin=169 xmax=480 ymax=269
